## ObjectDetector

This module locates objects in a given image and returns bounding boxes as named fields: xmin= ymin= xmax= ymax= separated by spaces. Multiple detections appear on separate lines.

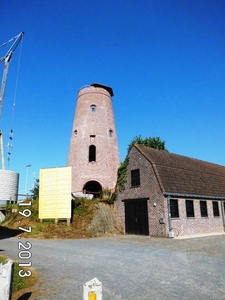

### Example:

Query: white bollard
xmin=83 ymin=277 xmax=102 ymax=300
xmin=0 ymin=259 xmax=14 ymax=300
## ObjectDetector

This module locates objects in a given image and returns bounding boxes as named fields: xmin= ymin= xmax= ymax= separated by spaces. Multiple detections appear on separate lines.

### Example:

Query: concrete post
xmin=0 ymin=210 xmax=5 ymax=222
xmin=83 ymin=278 xmax=102 ymax=300
xmin=0 ymin=259 xmax=14 ymax=300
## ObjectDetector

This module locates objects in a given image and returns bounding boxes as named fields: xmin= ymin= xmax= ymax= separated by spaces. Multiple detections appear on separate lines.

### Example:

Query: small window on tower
xmin=109 ymin=129 xmax=113 ymax=137
xmin=89 ymin=145 xmax=96 ymax=162
xmin=74 ymin=130 xmax=77 ymax=137
xmin=90 ymin=105 xmax=96 ymax=112
xmin=90 ymin=135 xmax=95 ymax=142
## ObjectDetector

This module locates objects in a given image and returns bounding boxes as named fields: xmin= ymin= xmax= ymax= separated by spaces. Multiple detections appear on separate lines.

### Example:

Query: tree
xmin=31 ymin=179 xmax=39 ymax=200
xmin=128 ymin=135 xmax=168 ymax=152
xmin=116 ymin=156 xmax=129 ymax=192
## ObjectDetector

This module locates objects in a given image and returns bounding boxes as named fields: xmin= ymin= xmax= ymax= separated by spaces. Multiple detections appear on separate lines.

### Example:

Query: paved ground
xmin=1 ymin=234 xmax=225 ymax=300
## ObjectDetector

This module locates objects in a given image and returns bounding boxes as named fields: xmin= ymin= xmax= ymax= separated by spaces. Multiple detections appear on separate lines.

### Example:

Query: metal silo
xmin=0 ymin=170 xmax=19 ymax=205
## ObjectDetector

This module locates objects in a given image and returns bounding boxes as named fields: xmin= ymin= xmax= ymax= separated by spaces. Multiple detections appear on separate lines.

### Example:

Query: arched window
xmin=90 ymin=104 xmax=96 ymax=112
xmin=74 ymin=130 xmax=77 ymax=137
xmin=109 ymin=129 xmax=113 ymax=137
xmin=89 ymin=145 xmax=96 ymax=162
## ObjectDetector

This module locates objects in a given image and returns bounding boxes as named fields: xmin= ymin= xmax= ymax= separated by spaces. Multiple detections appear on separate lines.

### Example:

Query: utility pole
xmin=25 ymin=164 xmax=31 ymax=195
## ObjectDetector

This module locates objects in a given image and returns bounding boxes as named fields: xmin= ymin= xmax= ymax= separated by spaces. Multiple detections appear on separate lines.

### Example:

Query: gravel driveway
xmin=1 ymin=234 xmax=225 ymax=300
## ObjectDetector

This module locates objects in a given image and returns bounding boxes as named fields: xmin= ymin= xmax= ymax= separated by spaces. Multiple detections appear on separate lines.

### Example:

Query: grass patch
xmin=0 ymin=255 xmax=37 ymax=292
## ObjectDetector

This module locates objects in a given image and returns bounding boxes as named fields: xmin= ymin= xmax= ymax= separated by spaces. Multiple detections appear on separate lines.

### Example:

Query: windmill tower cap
xmin=90 ymin=83 xmax=114 ymax=97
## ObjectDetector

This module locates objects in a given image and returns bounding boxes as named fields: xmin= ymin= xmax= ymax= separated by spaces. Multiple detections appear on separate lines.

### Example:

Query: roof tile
xmin=135 ymin=144 xmax=225 ymax=198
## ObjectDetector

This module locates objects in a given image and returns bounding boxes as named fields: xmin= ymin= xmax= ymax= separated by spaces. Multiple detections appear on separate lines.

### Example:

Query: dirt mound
xmin=1 ymin=199 xmax=123 ymax=239
xmin=87 ymin=202 xmax=123 ymax=236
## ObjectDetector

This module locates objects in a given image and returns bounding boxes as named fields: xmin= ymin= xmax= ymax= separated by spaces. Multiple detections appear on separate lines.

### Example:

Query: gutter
xmin=163 ymin=192 xmax=225 ymax=201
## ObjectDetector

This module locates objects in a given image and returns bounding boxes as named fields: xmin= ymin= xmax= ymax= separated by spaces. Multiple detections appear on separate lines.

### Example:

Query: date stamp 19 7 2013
xmin=18 ymin=200 xmax=32 ymax=277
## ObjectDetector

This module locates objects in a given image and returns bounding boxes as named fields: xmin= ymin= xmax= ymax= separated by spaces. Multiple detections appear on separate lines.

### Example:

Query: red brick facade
xmin=67 ymin=84 xmax=120 ymax=194
xmin=116 ymin=146 xmax=168 ymax=237
xmin=116 ymin=145 xmax=225 ymax=237
xmin=171 ymin=199 xmax=224 ymax=236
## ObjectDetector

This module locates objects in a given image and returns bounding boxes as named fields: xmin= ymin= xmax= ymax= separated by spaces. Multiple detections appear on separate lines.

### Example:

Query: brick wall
xmin=67 ymin=85 xmax=120 ymax=193
xmin=116 ymin=146 xmax=168 ymax=237
xmin=171 ymin=198 xmax=224 ymax=235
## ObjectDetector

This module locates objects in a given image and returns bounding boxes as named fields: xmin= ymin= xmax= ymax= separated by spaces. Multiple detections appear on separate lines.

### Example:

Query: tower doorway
xmin=83 ymin=181 xmax=102 ymax=198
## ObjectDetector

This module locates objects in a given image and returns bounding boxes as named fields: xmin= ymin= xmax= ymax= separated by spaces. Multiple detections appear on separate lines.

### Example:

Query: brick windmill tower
xmin=67 ymin=83 xmax=120 ymax=197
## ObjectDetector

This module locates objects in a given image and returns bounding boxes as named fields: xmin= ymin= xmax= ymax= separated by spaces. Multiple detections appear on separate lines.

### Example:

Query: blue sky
xmin=0 ymin=0 xmax=225 ymax=195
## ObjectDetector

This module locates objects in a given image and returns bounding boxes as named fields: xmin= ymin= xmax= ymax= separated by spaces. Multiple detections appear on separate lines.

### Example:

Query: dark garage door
xmin=124 ymin=198 xmax=149 ymax=236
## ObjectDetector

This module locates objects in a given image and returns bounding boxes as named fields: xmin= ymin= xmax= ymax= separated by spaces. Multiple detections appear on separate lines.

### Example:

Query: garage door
xmin=124 ymin=198 xmax=149 ymax=236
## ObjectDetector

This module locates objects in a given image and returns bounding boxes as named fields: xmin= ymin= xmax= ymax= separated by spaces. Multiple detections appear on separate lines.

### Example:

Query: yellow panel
xmin=88 ymin=292 xmax=96 ymax=300
xmin=39 ymin=167 xmax=72 ymax=219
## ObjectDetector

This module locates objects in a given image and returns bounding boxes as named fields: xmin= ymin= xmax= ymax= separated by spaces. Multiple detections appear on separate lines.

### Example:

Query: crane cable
xmin=7 ymin=37 xmax=23 ymax=169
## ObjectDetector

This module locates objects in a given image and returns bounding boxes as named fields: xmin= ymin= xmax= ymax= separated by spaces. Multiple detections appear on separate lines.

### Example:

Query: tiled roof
xmin=135 ymin=144 xmax=225 ymax=198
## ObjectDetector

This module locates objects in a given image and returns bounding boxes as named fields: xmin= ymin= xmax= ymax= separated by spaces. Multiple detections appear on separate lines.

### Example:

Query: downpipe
xmin=167 ymin=196 xmax=174 ymax=238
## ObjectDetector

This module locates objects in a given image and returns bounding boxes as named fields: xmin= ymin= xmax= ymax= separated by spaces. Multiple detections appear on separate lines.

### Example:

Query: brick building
xmin=116 ymin=144 xmax=225 ymax=237
xmin=67 ymin=83 xmax=120 ymax=196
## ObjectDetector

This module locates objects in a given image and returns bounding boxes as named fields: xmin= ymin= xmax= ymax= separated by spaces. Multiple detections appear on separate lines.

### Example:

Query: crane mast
xmin=0 ymin=31 xmax=24 ymax=169
xmin=0 ymin=31 xmax=24 ymax=117
xmin=0 ymin=130 xmax=4 ymax=169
